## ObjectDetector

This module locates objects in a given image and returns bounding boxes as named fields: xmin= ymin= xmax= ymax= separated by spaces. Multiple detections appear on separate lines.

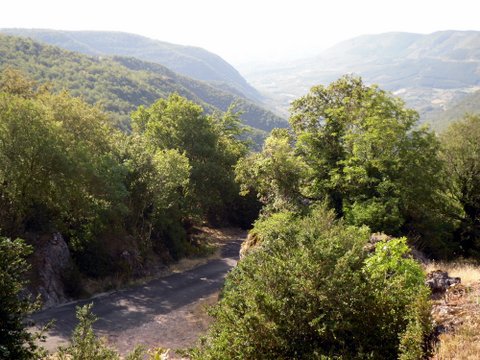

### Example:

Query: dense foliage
xmin=238 ymin=76 xmax=453 ymax=256
xmin=440 ymin=114 xmax=480 ymax=256
xmin=290 ymin=76 xmax=443 ymax=235
xmin=132 ymin=95 xmax=249 ymax=222
xmin=0 ymin=237 xmax=44 ymax=359
xmin=191 ymin=206 xmax=431 ymax=359
xmin=0 ymin=69 xmax=254 ymax=277
xmin=0 ymin=68 xmax=260 ymax=358
xmin=194 ymin=76 xmax=480 ymax=358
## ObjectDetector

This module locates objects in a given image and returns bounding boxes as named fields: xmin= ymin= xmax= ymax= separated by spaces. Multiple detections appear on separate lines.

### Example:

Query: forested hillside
xmin=242 ymin=30 xmax=480 ymax=128
xmin=0 ymin=34 xmax=285 ymax=132
xmin=0 ymin=65 xmax=259 ymax=285
xmin=1 ymin=29 xmax=262 ymax=101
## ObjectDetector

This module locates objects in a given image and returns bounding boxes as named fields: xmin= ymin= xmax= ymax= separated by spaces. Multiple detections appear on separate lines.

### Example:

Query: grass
xmin=432 ymin=304 xmax=480 ymax=359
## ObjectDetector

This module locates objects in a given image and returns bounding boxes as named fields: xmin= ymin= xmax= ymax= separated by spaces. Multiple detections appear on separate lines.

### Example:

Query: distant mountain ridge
xmin=242 ymin=30 xmax=480 ymax=129
xmin=0 ymin=29 xmax=262 ymax=102
xmin=0 ymin=34 xmax=285 ymax=132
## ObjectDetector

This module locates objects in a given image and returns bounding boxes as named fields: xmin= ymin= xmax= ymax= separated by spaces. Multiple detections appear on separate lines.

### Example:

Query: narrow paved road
xmin=31 ymin=235 xmax=244 ymax=355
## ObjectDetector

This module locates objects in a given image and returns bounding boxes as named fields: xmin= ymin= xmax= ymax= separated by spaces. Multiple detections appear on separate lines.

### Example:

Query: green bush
xmin=0 ymin=237 xmax=45 ymax=359
xmin=191 ymin=206 xmax=431 ymax=359
xmin=56 ymin=303 xmax=169 ymax=360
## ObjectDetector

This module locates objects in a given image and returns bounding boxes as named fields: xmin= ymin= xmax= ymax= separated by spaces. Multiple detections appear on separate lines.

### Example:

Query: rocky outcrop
xmin=426 ymin=270 xmax=461 ymax=294
xmin=29 ymin=232 xmax=72 ymax=308
xmin=428 ymin=270 xmax=470 ymax=337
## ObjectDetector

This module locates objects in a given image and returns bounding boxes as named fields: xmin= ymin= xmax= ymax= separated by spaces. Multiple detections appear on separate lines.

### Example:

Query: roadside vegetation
xmin=1 ymin=69 xmax=480 ymax=358
xmin=194 ymin=76 xmax=480 ymax=359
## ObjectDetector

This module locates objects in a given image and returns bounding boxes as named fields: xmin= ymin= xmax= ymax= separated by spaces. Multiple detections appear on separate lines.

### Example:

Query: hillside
xmin=0 ymin=29 xmax=262 ymax=102
xmin=241 ymin=31 xmax=480 ymax=127
xmin=0 ymin=34 xmax=285 ymax=131
xmin=428 ymin=89 xmax=480 ymax=130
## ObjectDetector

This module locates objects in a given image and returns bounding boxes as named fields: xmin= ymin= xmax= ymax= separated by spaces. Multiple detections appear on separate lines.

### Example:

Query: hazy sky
xmin=1 ymin=0 xmax=479 ymax=65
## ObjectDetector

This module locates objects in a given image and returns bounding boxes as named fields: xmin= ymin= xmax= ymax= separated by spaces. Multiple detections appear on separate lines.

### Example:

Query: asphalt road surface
xmin=30 ymin=236 xmax=244 ymax=355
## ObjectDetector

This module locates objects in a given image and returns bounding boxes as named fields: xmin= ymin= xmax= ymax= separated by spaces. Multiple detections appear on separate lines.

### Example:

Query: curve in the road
xmin=30 ymin=237 xmax=243 ymax=350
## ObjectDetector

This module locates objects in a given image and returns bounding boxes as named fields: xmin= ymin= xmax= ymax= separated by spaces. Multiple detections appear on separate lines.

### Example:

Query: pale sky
xmin=1 ymin=0 xmax=479 ymax=65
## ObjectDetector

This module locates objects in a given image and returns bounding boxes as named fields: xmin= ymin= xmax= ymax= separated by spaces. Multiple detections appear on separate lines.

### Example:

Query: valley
xmin=240 ymin=30 xmax=480 ymax=130
xmin=1 ymin=23 xmax=480 ymax=360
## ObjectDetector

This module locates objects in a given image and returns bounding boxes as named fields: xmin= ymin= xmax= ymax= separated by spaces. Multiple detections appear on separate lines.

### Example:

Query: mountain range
xmin=1 ymin=29 xmax=261 ymax=102
xmin=240 ymin=30 xmax=480 ymax=129
xmin=2 ymin=29 xmax=479 ymax=133
xmin=0 ymin=33 xmax=285 ymax=133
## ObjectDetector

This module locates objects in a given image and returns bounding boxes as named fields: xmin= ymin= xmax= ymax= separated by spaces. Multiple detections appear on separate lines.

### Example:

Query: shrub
xmin=191 ymin=206 xmax=431 ymax=359
xmin=0 ymin=237 xmax=45 ymax=359
xmin=56 ymin=304 xmax=144 ymax=360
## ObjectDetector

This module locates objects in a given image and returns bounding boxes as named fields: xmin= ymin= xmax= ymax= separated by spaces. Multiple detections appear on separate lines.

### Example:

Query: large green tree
xmin=132 ymin=94 xmax=249 ymax=222
xmin=289 ymin=76 xmax=443 ymax=237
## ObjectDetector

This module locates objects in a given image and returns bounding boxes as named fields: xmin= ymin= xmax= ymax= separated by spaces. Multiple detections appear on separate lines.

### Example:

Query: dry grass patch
xmin=427 ymin=261 xmax=480 ymax=359
xmin=432 ymin=286 xmax=480 ymax=359
xmin=425 ymin=261 xmax=480 ymax=286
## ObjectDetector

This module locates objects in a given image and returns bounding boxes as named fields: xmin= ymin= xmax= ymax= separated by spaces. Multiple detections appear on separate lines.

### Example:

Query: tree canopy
xmin=236 ymin=76 xmax=450 ymax=254
xmin=440 ymin=114 xmax=480 ymax=256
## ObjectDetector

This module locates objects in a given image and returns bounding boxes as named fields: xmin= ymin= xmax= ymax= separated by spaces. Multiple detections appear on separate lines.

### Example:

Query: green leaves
xmin=288 ymin=75 xmax=443 ymax=236
xmin=440 ymin=114 xmax=480 ymax=255
xmin=57 ymin=304 xmax=146 ymax=360
xmin=132 ymin=93 xmax=252 ymax=222
xmin=193 ymin=207 xmax=430 ymax=359
xmin=0 ymin=237 xmax=44 ymax=359
xmin=235 ymin=129 xmax=308 ymax=214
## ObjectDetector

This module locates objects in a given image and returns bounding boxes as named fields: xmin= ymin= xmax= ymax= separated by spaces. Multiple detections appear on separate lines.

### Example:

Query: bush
xmin=56 ymin=304 xmax=170 ymax=360
xmin=191 ymin=206 xmax=431 ymax=359
xmin=0 ymin=237 xmax=45 ymax=359
xmin=56 ymin=304 xmax=144 ymax=360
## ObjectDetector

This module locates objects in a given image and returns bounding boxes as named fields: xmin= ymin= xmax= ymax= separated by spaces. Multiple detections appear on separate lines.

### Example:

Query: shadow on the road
xmin=31 ymin=238 xmax=243 ymax=342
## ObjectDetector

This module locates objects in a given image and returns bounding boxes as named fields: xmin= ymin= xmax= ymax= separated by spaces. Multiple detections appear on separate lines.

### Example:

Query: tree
xmin=235 ymin=128 xmax=308 ymax=214
xmin=120 ymin=134 xmax=191 ymax=256
xmin=0 ymin=92 xmax=66 ymax=235
xmin=289 ymin=76 xmax=443 ymax=237
xmin=0 ymin=73 xmax=127 ymax=241
xmin=440 ymin=114 xmax=480 ymax=255
xmin=0 ymin=237 xmax=45 ymax=359
xmin=132 ymin=94 xmax=250 ymax=223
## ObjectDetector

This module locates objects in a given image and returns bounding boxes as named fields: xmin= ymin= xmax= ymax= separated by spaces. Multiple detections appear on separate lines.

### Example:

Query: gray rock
xmin=426 ymin=270 xmax=461 ymax=293
xmin=33 ymin=232 xmax=71 ymax=308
